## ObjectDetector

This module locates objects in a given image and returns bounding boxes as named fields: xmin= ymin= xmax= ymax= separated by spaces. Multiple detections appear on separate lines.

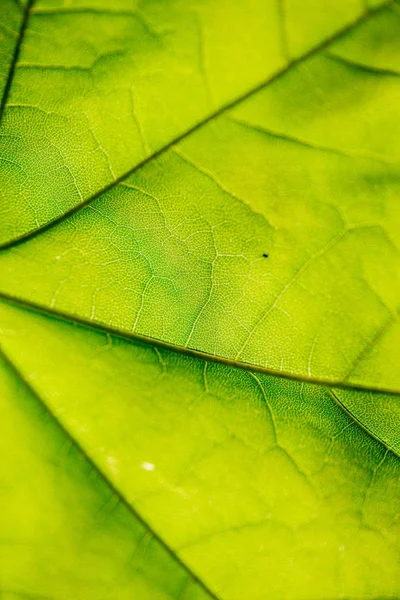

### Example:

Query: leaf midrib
xmin=1 ymin=290 xmax=398 ymax=398
xmin=0 ymin=0 xmax=394 ymax=251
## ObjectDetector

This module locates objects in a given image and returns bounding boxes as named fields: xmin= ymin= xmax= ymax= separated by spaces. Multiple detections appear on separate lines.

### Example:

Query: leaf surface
xmin=0 ymin=3 xmax=399 ymax=391
xmin=332 ymin=387 xmax=400 ymax=455
xmin=1 ymin=2 xmax=400 ymax=598
xmin=0 ymin=336 xmax=213 ymax=600
xmin=0 ymin=299 xmax=399 ymax=599
xmin=0 ymin=0 xmax=371 ymax=246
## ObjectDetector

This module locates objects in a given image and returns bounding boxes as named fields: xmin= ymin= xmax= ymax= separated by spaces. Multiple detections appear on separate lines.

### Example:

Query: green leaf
xmin=0 ymin=0 xmax=364 ymax=246
xmin=0 ymin=1 xmax=400 ymax=598
xmin=0 ymin=0 xmax=388 ymax=246
xmin=0 ymin=299 xmax=399 ymax=599
xmin=332 ymin=387 xmax=400 ymax=456
xmin=1 ymin=2 xmax=399 ymax=390
xmin=0 ymin=337 xmax=213 ymax=600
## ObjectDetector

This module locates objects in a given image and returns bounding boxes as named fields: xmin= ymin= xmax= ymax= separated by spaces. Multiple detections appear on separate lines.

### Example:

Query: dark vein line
xmin=0 ymin=290 xmax=398 ymax=396
xmin=172 ymin=146 xmax=274 ymax=230
xmin=0 ymin=0 xmax=393 ymax=252
xmin=0 ymin=344 xmax=221 ymax=600
xmin=327 ymin=388 xmax=400 ymax=459
xmin=228 ymin=115 xmax=399 ymax=165
xmin=325 ymin=51 xmax=400 ymax=78
xmin=0 ymin=0 xmax=34 ymax=124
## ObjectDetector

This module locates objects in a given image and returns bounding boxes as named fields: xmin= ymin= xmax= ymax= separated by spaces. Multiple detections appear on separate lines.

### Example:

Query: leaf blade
xmin=0 ymin=342 xmax=215 ymax=600
xmin=0 ymin=5 xmax=399 ymax=391
xmin=0 ymin=0 xmax=386 ymax=246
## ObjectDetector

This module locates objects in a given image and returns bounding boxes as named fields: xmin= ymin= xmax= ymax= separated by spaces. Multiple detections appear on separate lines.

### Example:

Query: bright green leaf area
xmin=333 ymin=386 xmax=400 ymax=455
xmin=0 ymin=0 xmax=367 ymax=245
xmin=1 ymin=1 xmax=400 ymax=598
xmin=0 ymin=339 xmax=211 ymax=600
xmin=1 ymin=2 xmax=399 ymax=391
xmin=0 ymin=299 xmax=399 ymax=600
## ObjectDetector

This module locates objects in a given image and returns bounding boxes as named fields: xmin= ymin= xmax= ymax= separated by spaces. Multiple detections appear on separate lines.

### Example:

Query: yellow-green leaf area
xmin=333 ymin=386 xmax=400 ymax=455
xmin=1 ymin=3 xmax=399 ymax=391
xmin=0 ymin=339 xmax=213 ymax=600
xmin=0 ymin=299 xmax=399 ymax=600
xmin=1 ymin=0 xmax=370 ymax=246
xmin=0 ymin=1 xmax=25 ymax=100
xmin=0 ymin=0 xmax=389 ymax=246
xmin=1 ymin=3 xmax=400 ymax=598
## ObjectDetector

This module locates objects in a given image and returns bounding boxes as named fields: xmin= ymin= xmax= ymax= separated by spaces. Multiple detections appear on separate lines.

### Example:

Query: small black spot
xmin=262 ymin=253 xmax=269 ymax=258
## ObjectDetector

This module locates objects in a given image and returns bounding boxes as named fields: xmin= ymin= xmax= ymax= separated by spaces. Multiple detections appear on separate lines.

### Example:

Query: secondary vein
xmin=327 ymin=388 xmax=400 ymax=459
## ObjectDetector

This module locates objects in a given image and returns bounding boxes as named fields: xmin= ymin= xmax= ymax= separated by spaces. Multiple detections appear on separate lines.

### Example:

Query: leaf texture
xmin=0 ymin=299 xmax=399 ymax=599
xmin=0 ymin=1 xmax=27 ymax=107
xmin=0 ymin=1 xmax=399 ymax=598
xmin=0 ymin=336 xmax=213 ymax=600
xmin=0 ymin=3 xmax=399 ymax=390
xmin=0 ymin=1 xmax=391 ymax=246
xmin=332 ymin=387 xmax=400 ymax=456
